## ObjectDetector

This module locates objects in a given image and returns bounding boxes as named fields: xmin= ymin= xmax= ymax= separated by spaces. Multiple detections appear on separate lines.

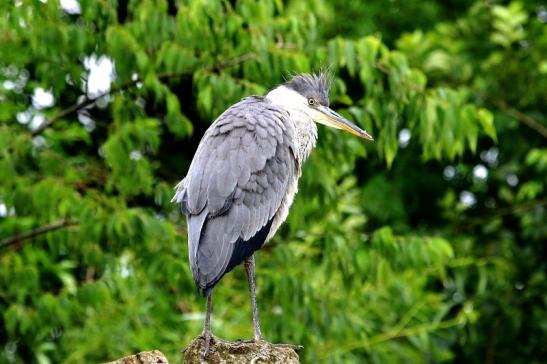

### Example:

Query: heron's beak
xmin=315 ymin=105 xmax=374 ymax=141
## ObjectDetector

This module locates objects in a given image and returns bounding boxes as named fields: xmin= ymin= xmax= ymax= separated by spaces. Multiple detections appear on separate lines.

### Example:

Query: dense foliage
xmin=1 ymin=1 xmax=545 ymax=363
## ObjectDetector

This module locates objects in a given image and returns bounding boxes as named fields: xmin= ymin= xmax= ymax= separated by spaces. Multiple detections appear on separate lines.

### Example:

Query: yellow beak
xmin=316 ymin=105 xmax=373 ymax=140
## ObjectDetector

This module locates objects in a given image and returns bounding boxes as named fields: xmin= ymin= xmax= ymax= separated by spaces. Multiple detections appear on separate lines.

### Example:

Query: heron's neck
xmin=292 ymin=113 xmax=317 ymax=164
xmin=266 ymin=86 xmax=317 ymax=164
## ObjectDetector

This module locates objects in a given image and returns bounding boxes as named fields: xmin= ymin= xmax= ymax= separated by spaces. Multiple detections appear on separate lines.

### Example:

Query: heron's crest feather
xmin=284 ymin=72 xmax=332 ymax=107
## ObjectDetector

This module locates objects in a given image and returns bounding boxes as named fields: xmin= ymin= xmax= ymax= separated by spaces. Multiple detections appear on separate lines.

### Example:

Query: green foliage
xmin=1 ymin=1 xmax=545 ymax=363
xmin=103 ymin=117 xmax=161 ymax=196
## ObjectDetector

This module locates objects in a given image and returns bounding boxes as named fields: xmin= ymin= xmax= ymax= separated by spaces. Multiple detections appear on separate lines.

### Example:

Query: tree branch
xmin=0 ymin=219 xmax=78 ymax=249
xmin=318 ymin=315 xmax=465 ymax=358
xmin=32 ymin=52 xmax=256 ymax=135
xmin=365 ymin=316 xmax=464 ymax=347
xmin=493 ymin=100 xmax=547 ymax=140
xmin=461 ymin=196 xmax=547 ymax=229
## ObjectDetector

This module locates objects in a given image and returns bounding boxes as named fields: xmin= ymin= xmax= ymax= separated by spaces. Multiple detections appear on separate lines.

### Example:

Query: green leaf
xmin=477 ymin=108 xmax=497 ymax=142
xmin=165 ymin=93 xmax=193 ymax=137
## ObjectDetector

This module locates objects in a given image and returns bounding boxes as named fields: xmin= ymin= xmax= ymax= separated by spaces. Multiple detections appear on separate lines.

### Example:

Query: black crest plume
xmin=284 ymin=72 xmax=332 ymax=106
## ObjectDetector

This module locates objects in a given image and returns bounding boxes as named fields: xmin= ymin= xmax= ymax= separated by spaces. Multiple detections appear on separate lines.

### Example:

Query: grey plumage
xmin=173 ymin=96 xmax=300 ymax=293
xmin=172 ymin=72 xmax=373 ymax=297
xmin=172 ymin=73 xmax=373 ymax=354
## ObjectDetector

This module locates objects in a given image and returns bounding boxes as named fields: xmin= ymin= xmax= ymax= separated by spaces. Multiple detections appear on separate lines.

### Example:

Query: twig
xmin=31 ymin=80 xmax=134 ymax=135
xmin=365 ymin=316 xmax=464 ymax=347
xmin=318 ymin=315 xmax=464 ymax=357
xmin=207 ymin=52 xmax=255 ymax=72
xmin=32 ymin=52 xmax=255 ymax=135
xmin=0 ymin=219 xmax=78 ymax=249
xmin=461 ymin=196 xmax=547 ymax=229
xmin=493 ymin=100 xmax=547 ymax=140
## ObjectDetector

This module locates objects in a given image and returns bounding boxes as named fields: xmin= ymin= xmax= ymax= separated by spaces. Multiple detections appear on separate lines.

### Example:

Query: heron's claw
xmin=200 ymin=330 xmax=214 ymax=360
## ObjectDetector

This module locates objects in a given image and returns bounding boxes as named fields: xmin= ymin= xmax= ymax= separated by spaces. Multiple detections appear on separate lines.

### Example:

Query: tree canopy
xmin=0 ymin=1 xmax=545 ymax=363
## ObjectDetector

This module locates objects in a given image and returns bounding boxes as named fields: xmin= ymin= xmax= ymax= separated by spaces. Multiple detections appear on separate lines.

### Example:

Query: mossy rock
xmin=183 ymin=336 xmax=301 ymax=363
xmin=105 ymin=350 xmax=168 ymax=364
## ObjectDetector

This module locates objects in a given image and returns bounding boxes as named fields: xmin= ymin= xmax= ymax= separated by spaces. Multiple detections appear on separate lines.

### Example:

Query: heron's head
xmin=265 ymin=72 xmax=373 ymax=140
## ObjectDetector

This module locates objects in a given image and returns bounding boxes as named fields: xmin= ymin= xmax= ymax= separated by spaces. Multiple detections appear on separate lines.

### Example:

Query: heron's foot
xmin=199 ymin=330 xmax=216 ymax=360
xmin=253 ymin=333 xmax=263 ymax=343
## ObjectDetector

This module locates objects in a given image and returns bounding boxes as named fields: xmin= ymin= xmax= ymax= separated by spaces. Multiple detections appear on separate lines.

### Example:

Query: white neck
xmin=266 ymin=86 xmax=317 ymax=164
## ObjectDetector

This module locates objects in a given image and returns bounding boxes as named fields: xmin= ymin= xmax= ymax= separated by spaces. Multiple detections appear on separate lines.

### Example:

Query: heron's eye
xmin=308 ymin=98 xmax=317 ymax=106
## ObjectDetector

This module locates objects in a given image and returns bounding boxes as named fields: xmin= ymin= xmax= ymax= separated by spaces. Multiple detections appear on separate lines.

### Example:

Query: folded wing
xmin=172 ymin=97 xmax=297 ymax=293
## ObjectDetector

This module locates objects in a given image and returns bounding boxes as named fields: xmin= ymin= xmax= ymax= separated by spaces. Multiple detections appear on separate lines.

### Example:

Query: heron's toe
xmin=200 ymin=332 xmax=216 ymax=360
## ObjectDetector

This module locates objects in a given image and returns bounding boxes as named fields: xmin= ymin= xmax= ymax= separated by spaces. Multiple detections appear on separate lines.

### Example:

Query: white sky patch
xmin=60 ymin=0 xmax=81 ymax=15
xmin=131 ymin=73 xmax=143 ymax=89
xmin=480 ymin=147 xmax=499 ymax=166
xmin=119 ymin=253 xmax=132 ymax=278
xmin=0 ymin=201 xmax=15 ymax=218
xmin=538 ymin=7 xmax=547 ymax=23
xmin=398 ymin=128 xmax=411 ymax=147
xmin=78 ymin=112 xmax=95 ymax=131
xmin=443 ymin=165 xmax=456 ymax=180
xmin=32 ymin=88 xmax=55 ymax=109
xmin=83 ymin=55 xmax=115 ymax=98
xmin=32 ymin=136 xmax=46 ymax=148
xmin=473 ymin=164 xmax=488 ymax=180
xmin=30 ymin=113 xmax=45 ymax=131
xmin=3 ymin=80 xmax=16 ymax=90
xmin=460 ymin=191 xmax=477 ymax=207
xmin=16 ymin=110 xmax=32 ymax=124
xmin=95 ymin=94 xmax=111 ymax=109
xmin=2 ymin=68 xmax=29 ymax=93
xmin=129 ymin=150 xmax=142 ymax=160
xmin=507 ymin=174 xmax=519 ymax=187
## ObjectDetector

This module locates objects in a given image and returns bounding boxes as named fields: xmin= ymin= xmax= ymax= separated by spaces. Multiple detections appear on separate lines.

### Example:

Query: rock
xmin=104 ymin=350 xmax=169 ymax=364
xmin=183 ymin=336 xmax=301 ymax=364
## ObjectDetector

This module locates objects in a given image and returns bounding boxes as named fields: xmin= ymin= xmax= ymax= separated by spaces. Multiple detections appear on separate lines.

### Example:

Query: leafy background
xmin=1 ymin=0 xmax=546 ymax=363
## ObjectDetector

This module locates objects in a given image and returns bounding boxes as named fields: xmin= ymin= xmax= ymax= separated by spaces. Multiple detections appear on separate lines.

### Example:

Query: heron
xmin=172 ymin=72 xmax=373 ymax=356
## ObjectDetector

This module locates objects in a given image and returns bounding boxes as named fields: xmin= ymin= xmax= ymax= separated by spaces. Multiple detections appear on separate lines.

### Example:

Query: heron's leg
xmin=201 ymin=292 xmax=213 ymax=359
xmin=244 ymin=255 xmax=263 ymax=341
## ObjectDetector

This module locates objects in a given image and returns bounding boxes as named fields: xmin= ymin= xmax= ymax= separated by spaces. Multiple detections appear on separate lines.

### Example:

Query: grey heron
xmin=172 ymin=72 xmax=372 ymax=356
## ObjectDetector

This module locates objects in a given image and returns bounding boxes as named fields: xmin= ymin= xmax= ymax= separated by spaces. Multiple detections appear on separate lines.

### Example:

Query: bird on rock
xmin=172 ymin=72 xmax=373 ymax=357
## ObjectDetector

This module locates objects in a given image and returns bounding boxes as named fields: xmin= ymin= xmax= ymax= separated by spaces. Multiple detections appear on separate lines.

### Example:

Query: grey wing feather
xmin=172 ymin=97 xmax=297 ymax=290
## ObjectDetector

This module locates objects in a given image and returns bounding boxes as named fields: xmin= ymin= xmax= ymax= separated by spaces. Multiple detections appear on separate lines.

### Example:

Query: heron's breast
xmin=266 ymin=176 xmax=299 ymax=241
xmin=265 ymin=115 xmax=316 ymax=241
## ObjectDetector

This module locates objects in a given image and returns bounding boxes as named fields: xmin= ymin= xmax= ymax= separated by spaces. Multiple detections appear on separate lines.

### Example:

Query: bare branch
xmin=0 ymin=219 xmax=78 ymax=249
xmin=460 ymin=197 xmax=547 ymax=229
xmin=32 ymin=52 xmax=256 ymax=135
xmin=207 ymin=52 xmax=255 ymax=72
xmin=493 ymin=100 xmax=547 ymax=140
